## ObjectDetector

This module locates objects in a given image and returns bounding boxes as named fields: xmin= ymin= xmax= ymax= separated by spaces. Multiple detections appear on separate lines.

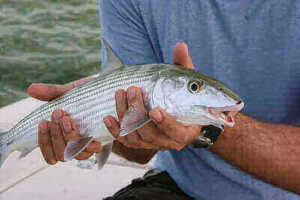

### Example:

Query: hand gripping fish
xmin=0 ymin=39 xmax=244 ymax=169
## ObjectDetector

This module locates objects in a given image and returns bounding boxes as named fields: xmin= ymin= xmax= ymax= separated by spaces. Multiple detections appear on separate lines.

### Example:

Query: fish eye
xmin=188 ymin=80 xmax=202 ymax=94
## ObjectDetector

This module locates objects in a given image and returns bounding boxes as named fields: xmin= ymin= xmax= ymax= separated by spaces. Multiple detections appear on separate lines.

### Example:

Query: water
xmin=0 ymin=0 xmax=101 ymax=108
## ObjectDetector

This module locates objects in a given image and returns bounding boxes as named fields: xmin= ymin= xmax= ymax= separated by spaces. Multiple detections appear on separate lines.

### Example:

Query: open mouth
xmin=207 ymin=101 xmax=244 ymax=126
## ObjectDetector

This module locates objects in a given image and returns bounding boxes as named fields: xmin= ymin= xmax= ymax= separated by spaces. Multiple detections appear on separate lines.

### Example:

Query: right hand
xmin=28 ymin=77 xmax=102 ymax=165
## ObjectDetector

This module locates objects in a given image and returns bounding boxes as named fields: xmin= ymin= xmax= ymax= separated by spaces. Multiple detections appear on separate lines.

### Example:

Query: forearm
xmin=211 ymin=113 xmax=300 ymax=194
xmin=112 ymin=141 xmax=157 ymax=164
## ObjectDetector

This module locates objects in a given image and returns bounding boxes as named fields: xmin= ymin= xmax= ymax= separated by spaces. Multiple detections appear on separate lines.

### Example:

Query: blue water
xmin=0 ymin=0 xmax=101 ymax=107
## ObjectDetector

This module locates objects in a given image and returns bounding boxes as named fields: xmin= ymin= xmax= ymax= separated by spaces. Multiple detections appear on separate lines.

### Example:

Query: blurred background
xmin=0 ymin=1 xmax=150 ymax=199
xmin=0 ymin=0 xmax=101 ymax=108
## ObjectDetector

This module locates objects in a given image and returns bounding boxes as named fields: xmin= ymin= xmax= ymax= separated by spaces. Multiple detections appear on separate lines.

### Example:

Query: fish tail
xmin=0 ymin=129 xmax=10 ymax=167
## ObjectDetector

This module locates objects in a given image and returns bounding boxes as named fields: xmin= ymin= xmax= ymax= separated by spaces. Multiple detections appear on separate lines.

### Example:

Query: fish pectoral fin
xmin=64 ymin=136 xmax=94 ymax=161
xmin=119 ymin=104 xmax=152 ymax=137
xmin=96 ymin=142 xmax=112 ymax=170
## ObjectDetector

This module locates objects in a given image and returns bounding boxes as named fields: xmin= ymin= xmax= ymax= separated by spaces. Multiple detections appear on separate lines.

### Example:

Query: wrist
xmin=112 ymin=141 xmax=157 ymax=164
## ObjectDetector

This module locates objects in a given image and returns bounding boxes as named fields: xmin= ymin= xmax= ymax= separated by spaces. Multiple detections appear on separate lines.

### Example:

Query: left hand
xmin=103 ymin=43 xmax=203 ymax=151
xmin=29 ymin=76 xmax=102 ymax=163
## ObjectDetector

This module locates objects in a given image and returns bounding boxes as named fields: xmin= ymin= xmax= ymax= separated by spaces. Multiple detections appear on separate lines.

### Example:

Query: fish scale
xmin=1 ymin=64 xmax=160 ymax=156
xmin=0 ymin=40 xmax=243 ymax=168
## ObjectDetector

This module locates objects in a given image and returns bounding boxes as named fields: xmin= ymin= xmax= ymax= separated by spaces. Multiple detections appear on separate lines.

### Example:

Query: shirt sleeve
xmin=98 ymin=0 xmax=158 ymax=68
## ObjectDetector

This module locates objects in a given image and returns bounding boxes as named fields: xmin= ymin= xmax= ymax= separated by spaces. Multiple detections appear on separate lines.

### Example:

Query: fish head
xmin=153 ymin=66 xmax=244 ymax=127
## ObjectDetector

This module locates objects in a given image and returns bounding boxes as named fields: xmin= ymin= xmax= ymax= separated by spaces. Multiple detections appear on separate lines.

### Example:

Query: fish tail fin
xmin=0 ymin=129 xmax=10 ymax=167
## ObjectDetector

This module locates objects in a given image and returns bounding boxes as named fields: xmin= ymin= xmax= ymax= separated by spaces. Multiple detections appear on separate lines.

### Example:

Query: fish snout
xmin=207 ymin=100 xmax=244 ymax=126
xmin=235 ymin=100 xmax=244 ymax=112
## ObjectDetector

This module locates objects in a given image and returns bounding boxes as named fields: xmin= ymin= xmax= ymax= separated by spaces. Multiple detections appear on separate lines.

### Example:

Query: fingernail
xmin=62 ymin=119 xmax=71 ymax=133
xmin=39 ymin=121 xmax=48 ymax=134
xmin=150 ymin=108 xmax=163 ymax=123
xmin=53 ymin=110 xmax=63 ymax=123
xmin=116 ymin=90 xmax=124 ymax=102
xmin=127 ymin=87 xmax=136 ymax=100
xmin=49 ymin=159 xmax=58 ymax=165
xmin=104 ymin=117 xmax=112 ymax=128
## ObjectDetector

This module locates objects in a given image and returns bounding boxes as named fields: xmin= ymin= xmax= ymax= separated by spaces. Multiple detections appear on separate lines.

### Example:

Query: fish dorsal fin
xmin=101 ymin=38 xmax=124 ymax=71
xmin=119 ymin=104 xmax=152 ymax=137
xmin=64 ymin=136 xmax=94 ymax=161
xmin=96 ymin=142 xmax=112 ymax=170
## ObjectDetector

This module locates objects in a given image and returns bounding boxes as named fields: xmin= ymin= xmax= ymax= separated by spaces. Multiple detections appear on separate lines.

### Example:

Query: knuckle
xmin=51 ymin=129 xmax=62 ymax=137
xmin=128 ymin=139 xmax=140 ymax=147
xmin=133 ymin=143 xmax=141 ymax=148
xmin=182 ymin=135 xmax=190 ymax=144
xmin=163 ymin=121 xmax=174 ymax=132
xmin=128 ymin=85 xmax=136 ymax=91
xmin=52 ymin=109 xmax=61 ymax=115
xmin=123 ymin=142 xmax=138 ymax=149
xmin=183 ymin=133 xmax=195 ymax=144
xmin=149 ymin=137 xmax=159 ymax=144
xmin=61 ymin=116 xmax=71 ymax=123
xmin=139 ymin=133 xmax=153 ymax=143
xmin=176 ymin=147 xmax=182 ymax=151
xmin=172 ymin=144 xmax=184 ymax=151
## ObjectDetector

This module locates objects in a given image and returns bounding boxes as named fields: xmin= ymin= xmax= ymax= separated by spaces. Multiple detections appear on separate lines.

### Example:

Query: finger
xmin=115 ymin=89 xmax=128 ymax=121
xmin=149 ymin=107 xmax=202 ymax=144
xmin=60 ymin=116 xmax=81 ymax=142
xmin=28 ymin=83 xmax=68 ymax=101
xmin=104 ymin=115 xmax=120 ymax=138
xmin=137 ymin=122 xmax=184 ymax=151
xmin=125 ymin=86 xmax=182 ymax=150
xmin=65 ymin=76 xmax=95 ymax=89
xmin=127 ymin=86 xmax=146 ymax=112
xmin=61 ymin=116 xmax=101 ymax=158
xmin=50 ymin=110 xmax=67 ymax=161
xmin=75 ymin=152 xmax=93 ymax=160
xmin=83 ymin=141 xmax=102 ymax=154
xmin=28 ymin=76 xmax=94 ymax=101
xmin=126 ymin=87 xmax=165 ymax=149
xmin=103 ymin=115 xmax=139 ymax=149
xmin=126 ymin=131 xmax=159 ymax=149
xmin=38 ymin=120 xmax=57 ymax=165
xmin=172 ymin=42 xmax=195 ymax=69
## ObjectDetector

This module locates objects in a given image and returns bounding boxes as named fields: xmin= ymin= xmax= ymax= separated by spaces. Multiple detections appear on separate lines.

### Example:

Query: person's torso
xmin=137 ymin=0 xmax=300 ymax=199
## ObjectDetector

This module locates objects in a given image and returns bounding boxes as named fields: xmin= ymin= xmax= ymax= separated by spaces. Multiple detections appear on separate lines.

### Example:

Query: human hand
xmin=28 ymin=77 xmax=101 ymax=164
xmin=103 ymin=43 xmax=203 ymax=151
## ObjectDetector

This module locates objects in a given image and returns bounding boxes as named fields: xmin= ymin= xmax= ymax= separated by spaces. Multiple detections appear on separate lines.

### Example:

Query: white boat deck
xmin=0 ymin=98 xmax=152 ymax=200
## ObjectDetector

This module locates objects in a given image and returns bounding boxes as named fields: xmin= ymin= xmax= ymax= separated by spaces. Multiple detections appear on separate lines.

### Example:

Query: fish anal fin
xmin=96 ymin=142 xmax=112 ymax=170
xmin=119 ymin=104 xmax=151 ymax=137
xmin=64 ymin=136 xmax=94 ymax=161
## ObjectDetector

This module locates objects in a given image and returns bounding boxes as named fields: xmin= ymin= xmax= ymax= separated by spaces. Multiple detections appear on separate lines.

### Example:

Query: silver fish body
xmin=0 ymin=40 xmax=244 ymax=167
xmin=0 ymin=64 xmax=164 ymax=164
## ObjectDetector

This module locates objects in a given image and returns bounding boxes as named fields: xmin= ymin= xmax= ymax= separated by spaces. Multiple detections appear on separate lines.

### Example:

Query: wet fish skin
xmin=0 ymin=40 xmax=244 ymax=168
xmin=0 ymin=64 xmax=164 ymax=166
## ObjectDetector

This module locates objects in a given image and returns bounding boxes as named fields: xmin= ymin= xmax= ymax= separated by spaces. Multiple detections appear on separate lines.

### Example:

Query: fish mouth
xmin=207 ymin=101 xmax=244 ymax=126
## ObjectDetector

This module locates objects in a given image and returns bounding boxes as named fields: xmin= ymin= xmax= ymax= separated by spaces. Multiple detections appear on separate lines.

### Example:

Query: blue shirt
xmin=98 ymin=0 xmax=300 ymax=199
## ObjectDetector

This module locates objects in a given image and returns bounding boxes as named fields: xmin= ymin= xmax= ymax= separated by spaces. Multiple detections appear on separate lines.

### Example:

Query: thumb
xmin=28 ymin=76 xmax=94 ymax=101
xmin=172 ymin=43 xmax=195 ymax=69
xmin=28 ymin=83 xmax=71 ymax=101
